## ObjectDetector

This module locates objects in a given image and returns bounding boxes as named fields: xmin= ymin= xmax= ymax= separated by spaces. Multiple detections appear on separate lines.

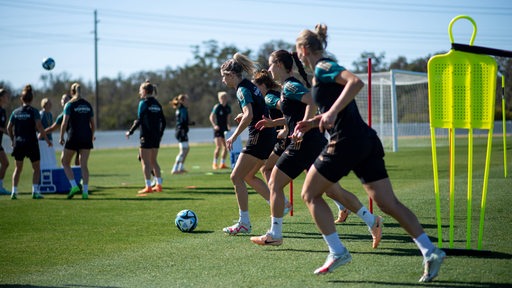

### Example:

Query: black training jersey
xmin=281 ymin=77 xmax=309 ymax=136
xmin=63 ymin=98 xmax=94 ymax=144
xmin=313 ymin=58 xmax=372 ymax=140
xmin=0 ymin=107 xmax=6 ymax=143
xmin=236 ymin=78 xmax=270 ymax=134
xmin=212 ymin=103 xmax=231 ymax=132
xmin=175 ymin=105 xmax=189 ymax=130
xmin=265 ymin=89 xmax=283 ymax=121
xmin=139 ymin=97 xmax=166 ymax=140
xmin=9 ymin=105 xmax=40 ymax=146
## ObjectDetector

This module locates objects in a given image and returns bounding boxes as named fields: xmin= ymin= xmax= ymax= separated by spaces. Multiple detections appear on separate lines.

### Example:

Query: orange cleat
xmin=138 ymin=186 xmax=153 ymax=194
xmin=369 ymin=216 xmax=383 ymax=249
xmin=152 ymin=184 xmax=162 ymax=192
xmin=335 ymin=208 xmax=350 ymax=223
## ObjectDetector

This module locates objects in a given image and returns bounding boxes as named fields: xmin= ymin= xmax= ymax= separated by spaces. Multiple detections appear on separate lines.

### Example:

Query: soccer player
xmin=209 ymin=91 xmax=231 ymax=170
xmin=59 ymin=83 xmax=95 ymax=199
xmin=293 ymin=24 xmax=445 ymax=281
xmin=45 ymin=93 xmax=80 ymax=167
xmin=171 ymin=94 xmax=193 ymax=174
xmin=7 ymin=84 xmax=52 ymax=199
xmin=38 ymin=97 xmax=58 ymax=169
xmin=126 ymin=80 xmax=166 ymax=194
xmin=220 ymin=52 xmax=276 ymax=235
xmin=0 ymin=88 xmax=10 ymax=195
xmin=249 ymin=50 xmax=381 ymax=248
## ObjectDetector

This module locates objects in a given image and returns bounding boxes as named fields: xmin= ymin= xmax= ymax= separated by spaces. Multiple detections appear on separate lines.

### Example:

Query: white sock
xmin=69 ymin=179 xmax=77 ymax=187
xmin=32 ymin=184 xmax=39 ymax=194
xmin=82 ymin=184 xmax=88 ymax=193
xmin=220 ymin=158 xmax=225 ymax=165
xmin=413 ymin=233 xmax=435 ymax=258
xmin=239 ymin=210 xmax=250 ymax=224
xmin=270 ymin=217 xmax=283 ymax=238
xmin=356 ymin=207 xmax=375 ymax=228
xmin=145 ymin=179 xmax=151 ymax=187
xmin=322 ymin=232 xmax=346 ymax=255
xmin=213 ymin=158 xmax=218 ymax=165
xmin=156 ymin=177 xmax=162 ymax=185
xmin=172 ymin=163 xmax=179 ymax=172
xmin=178 ymin=163 xmax=184 ymax=171
xmin=12 ymin=186 xmax=17 ymax=194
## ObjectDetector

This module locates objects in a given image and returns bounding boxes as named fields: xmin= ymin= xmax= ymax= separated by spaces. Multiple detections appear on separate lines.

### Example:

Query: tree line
xmin=1 ymin=40 xmax=511 ymax=130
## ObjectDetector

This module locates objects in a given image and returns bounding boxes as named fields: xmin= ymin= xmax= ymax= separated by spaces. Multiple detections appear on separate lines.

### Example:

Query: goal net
xmin=355 ymin=70 xmax=430 ymax=152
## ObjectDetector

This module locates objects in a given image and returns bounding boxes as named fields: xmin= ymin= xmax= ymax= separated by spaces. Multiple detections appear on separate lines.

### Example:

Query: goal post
xmin=355 ymin=69 xmax=429 ymax=152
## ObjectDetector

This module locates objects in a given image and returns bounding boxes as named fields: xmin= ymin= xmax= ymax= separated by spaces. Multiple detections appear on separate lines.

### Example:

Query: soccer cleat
xmin=418 ymin=248 xmax=446 ymax=282
xmin=32 ymin=193 xmax=44 ymax=199
xmin=137 ymin=186 xmax=153 ymax=194
xmin=10 ymin=193 xmax=17 ymax=200
xmin=369 ymin=215 xmax=383 ymax=249
xmin=219 ymin=163 xmax=228 ymax=169
xmin=152 ymin=184 xmax=163 ymax=192
xmin=212 ymin=163 xmax=218 ymax=170
xmin=314 ymin=249 xmax=352 ymax=275
xmin=0 ymin=187 xmax=10 ymax=195
xmin=284 ymin=201 xmax=293 ymax=216
xmin=82 ymin=193 xmax=88 ymax=199
xmin=67 ymin=186 xmax=81 ymax=199
xmin=250 ymin=232 xmax=283 ymax=246
xmin=223 ymin=222 xmax=251 ymax=235
xmin=335 ymin=208 xmax=350 ymax=223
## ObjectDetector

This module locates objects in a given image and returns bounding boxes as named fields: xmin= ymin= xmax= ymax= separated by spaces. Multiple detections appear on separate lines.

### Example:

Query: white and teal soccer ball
xmin=42 ymin=57 xmax=55 ymax=70
xmin=175 ymin=209 xmax=197 ymax=232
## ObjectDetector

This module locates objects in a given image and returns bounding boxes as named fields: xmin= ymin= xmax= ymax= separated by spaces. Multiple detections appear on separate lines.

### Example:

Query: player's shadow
xmin=327 ymin=279 xmax=510 ymax=287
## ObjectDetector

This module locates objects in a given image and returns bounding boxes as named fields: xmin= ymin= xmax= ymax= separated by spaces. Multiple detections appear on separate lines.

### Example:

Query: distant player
xmin=126 ymin=80 xmax=166 ymax=194
xmin=0 ymin=88 xmax=10 ymax=195
xmin=171 ymin=94 xmax=193 ymax=174
xmin=7 ymin=84 xmax=52 ymax=199
xmin=209 ymin=91 xmax=231 ymax=169
xmin=59 ymin=83 xmax=95 ymax=199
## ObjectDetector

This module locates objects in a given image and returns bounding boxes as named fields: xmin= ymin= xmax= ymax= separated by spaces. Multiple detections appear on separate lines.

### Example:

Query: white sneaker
xmin=222 ymin=222 xmax=251 ymax=235
xmin=314 ymin=249 xmax=352 ymax=275
xmin=418 ymin=248 xmax=446 ymax=282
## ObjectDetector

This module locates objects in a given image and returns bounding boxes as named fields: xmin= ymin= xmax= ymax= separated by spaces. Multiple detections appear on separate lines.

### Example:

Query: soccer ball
xmin=42 ymin=57 xmax=55 ymax=70
xmin=175 ymin=209 xmax=197 ymax=232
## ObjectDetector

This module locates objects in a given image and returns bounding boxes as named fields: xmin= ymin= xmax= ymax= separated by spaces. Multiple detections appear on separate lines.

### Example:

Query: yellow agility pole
xmin=502 ymin=76 xmax=507 ymax=178
xmin=428 ymin=15 xmax=497 ymax=250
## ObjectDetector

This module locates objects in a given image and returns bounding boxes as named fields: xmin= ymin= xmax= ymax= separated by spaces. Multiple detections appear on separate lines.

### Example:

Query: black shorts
xmin=140 ymin=136 xmax=161 ymax=149
xmin=12 ymin=144 xmax=40 ymax=162
xmin=273 ymin=137 xmax=290 ymax=157
xmin=314 ymin=133 xmax=388 ymax=184
xmin=64 ymin=138 xmax=93 ymax=151
xmin=242 ymin=128 xmax=276 ymax=160
xmin=276 ymin=130 xmax=327 ymax=179
xmin=214 ymin=129 xmax=226 ymax=138
xmin=175 ymin=128 xmax=189 ymax=142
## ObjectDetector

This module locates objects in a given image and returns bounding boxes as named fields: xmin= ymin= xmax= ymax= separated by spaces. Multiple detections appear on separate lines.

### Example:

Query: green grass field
xmin=0 ymin=137 xmax=511 ymax=287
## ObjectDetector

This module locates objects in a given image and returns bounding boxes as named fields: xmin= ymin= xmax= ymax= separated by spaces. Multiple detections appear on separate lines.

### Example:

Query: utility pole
xmin=94 ymin=10 xmax=100 ymax=129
